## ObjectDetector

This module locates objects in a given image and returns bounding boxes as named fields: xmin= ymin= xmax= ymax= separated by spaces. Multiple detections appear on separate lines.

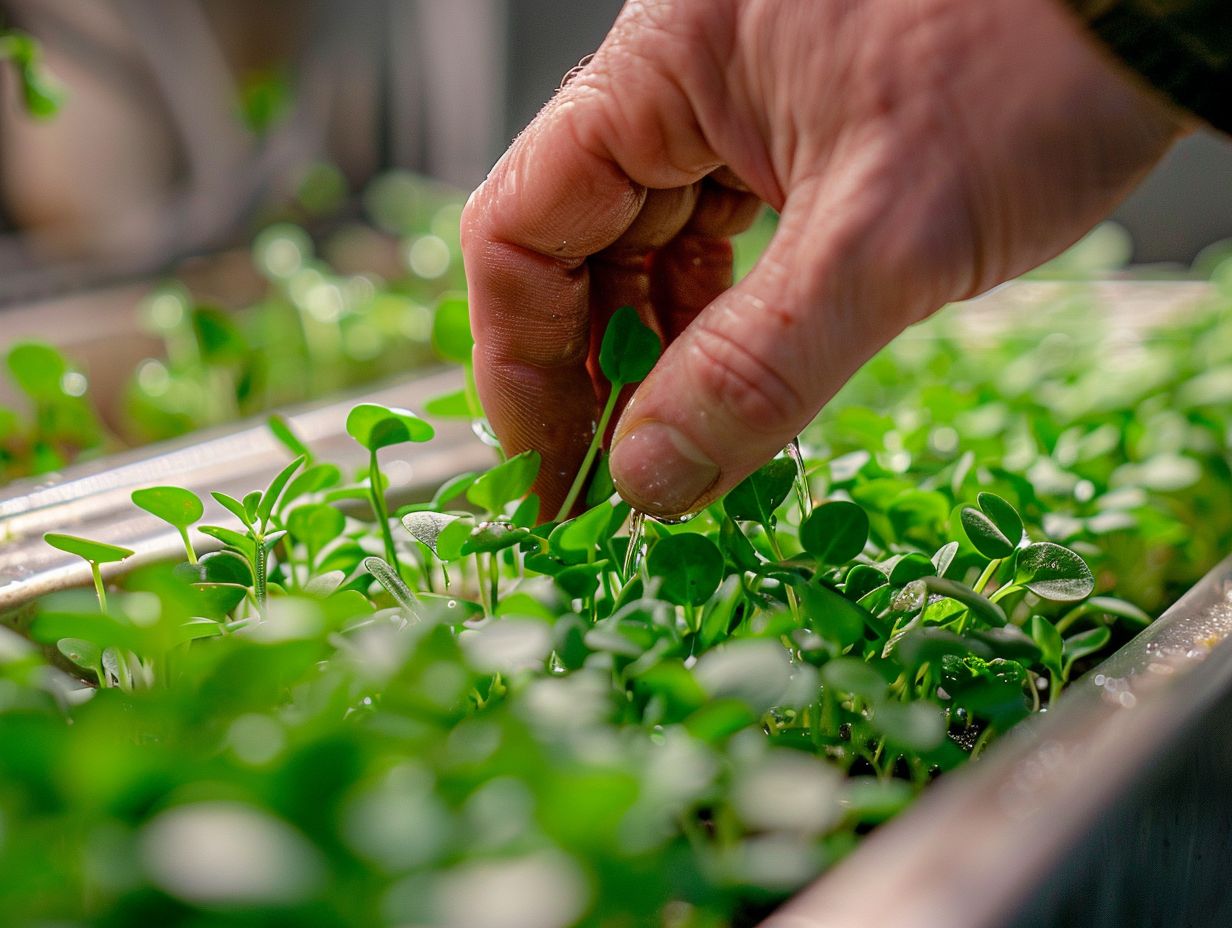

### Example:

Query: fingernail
xmin=609 ymin=420 xmax=720 ymax=517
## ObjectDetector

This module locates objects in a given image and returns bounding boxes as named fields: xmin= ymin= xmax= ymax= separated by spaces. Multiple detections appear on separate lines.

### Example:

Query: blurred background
xmin=0 ymin=0 xmax=1229 ymax=305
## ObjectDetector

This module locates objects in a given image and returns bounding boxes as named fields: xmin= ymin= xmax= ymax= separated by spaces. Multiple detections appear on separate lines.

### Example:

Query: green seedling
xmin=346 ymin=404 xmax=433 ymax=570
xmin=43 ymin=533 xmax=133 ymax=610
xmin=557 ymin=306 xmax=661 ymax=519
xmin=132 ymin=486 xmax=204 ymax=563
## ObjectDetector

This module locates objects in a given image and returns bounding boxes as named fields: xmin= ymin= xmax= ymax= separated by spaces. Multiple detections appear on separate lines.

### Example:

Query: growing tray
xmin=1 ymin=278 xmax=1227 ymax=926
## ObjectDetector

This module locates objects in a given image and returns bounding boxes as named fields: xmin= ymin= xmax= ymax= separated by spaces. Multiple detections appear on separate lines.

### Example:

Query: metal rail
xmin=0 ymin=369 xmax=493 ymax=614
xmin=762 ymin=555 xmax=1232 ymax=928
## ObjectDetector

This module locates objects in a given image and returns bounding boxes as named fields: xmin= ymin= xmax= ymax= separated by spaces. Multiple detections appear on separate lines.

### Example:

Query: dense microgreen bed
xmin=4 ymin=257 xmax=1232 ymax=926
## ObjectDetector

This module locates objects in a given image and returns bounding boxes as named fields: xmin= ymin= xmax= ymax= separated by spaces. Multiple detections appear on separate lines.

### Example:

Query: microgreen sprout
xmin=557 ymin=306 xmax=661 ymax=519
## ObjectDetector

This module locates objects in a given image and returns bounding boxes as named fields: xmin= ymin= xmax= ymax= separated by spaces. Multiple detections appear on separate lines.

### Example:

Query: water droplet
xmin=623 ymin=510 xmax=646 ymax=578
xmin=471 ymin=419 xmax=501 ymax=448
xmin=784 ymin=437 xmax=812 ymax=519
xmin=650 ymin=512 xmax=696 ymax=526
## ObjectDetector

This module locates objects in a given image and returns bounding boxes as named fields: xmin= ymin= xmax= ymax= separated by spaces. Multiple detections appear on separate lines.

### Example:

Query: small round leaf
xmin=646 ymin=533 xmax=723 ymax=607
xmin=346 ymin=403 xmax=435 ymax=451
xmin=132 ymin=486 xmax=204 ymax=529
xmin=1014 ymin=542 xmax=1095 ymax=602
xmin=44 ymin=533 xmax=134 ymax=564
xmin=598 ymin=306 xmax=661 ymax=386
xmin=800 ymin=501 xmax=869 ymax=565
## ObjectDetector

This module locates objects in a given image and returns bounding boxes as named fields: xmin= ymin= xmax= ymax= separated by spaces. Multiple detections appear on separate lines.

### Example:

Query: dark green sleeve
xmin=1064 ymin=0 xmax=1232 ymax=132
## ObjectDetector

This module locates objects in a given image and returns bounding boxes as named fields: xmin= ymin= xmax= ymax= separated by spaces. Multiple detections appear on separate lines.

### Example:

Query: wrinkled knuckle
xmin=690 ymin=322 xmax=804 ymax=435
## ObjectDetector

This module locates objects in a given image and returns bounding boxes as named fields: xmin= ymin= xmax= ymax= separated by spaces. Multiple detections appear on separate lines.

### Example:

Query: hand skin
xmin=461 ymin=0 xmax=1185 ymax=520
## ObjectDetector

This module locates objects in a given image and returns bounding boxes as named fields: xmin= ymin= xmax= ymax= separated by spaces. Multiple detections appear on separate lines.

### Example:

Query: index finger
xmin=460 ymin=49 xmax=718 ymax=515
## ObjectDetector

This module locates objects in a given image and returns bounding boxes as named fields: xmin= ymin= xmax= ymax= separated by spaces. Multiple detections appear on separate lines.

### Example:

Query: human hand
xmin=461 ymin=0 xmax=1183 ymax=519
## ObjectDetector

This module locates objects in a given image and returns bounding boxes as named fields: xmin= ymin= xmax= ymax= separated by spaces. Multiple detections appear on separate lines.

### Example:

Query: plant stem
xmin=178 ymin=527 xmax=198 ymax=565
xmin=557 ymin=387 xmax=621 ymax=520
xmin=973 ymin=558 xmax=1002 ymax=595
xmin=369 ymin=450 xmax=399 ymax=569
xmin=1054 ymin=602 xmax=1091 ymax=635
xmin=254 ymin=536 xmax=268 ymax=613
xmin=90 ymin=562 xmax=107 ymax=612
xmin=764 ymin=526 xmax=803 ymax=625
xmin=970 ymin=724 xmax=997 ymax=760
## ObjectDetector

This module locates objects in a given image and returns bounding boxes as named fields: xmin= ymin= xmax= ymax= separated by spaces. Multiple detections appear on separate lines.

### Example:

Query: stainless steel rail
xmin=763 ymin=555 xmax=1232 ymax=928
xmin=0 ymin=369 xmax=493 ymax=614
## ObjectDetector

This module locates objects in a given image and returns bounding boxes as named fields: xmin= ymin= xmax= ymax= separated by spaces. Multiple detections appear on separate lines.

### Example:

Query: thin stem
xmin=1054 ymin=602 xmax=1091 ymax=635
xmin=179 ymin=526 xmax=198 ymax=565
xmin=370 ymin=450 xmax=399 ymax=570
xmin=970 ymin=724 xmax=997 ymax=760
xmin=254 ymin=537 xmax=268 ymax=614
xmin=90 ymin=562 xmax=107 ymax=612
xmin=557 ymin=387 xmax=621 ymax=521
xmin=973 ymin=558 xmax=1002 ymax=595
xmin=764 ymin=525 xmax=803 ymax=626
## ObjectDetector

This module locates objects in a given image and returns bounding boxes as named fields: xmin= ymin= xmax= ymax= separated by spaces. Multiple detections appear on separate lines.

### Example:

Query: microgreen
xmin=557 ymin=306 xmax=661 ymax=519
xmin=132 ymin=486 xmax=204 ymax=563
xmin=13 ymin=182 xmax=1232 ymax=926
xmin=346 ymin=404 xmax=433 ymax=569
xmin=42 ymin=533 xmax=134 ymax=610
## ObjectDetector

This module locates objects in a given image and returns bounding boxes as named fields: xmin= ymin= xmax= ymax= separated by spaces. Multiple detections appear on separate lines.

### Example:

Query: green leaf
xmin=466 ymin=450 xmax=540 ymax=514
xmin=871 ymin=700 xmax=946 ymax=751
xmin=131 ymin=486 xmax=204 ymax=529
xmin=1063 ymin=625 xmax=1112 ymax=671
xmin=211 ymin=492 xmax=253 ymax=527
xmin=346 ymin=403 xmax=435 ymax=451
xmin=435 ymin=516 xmax=477 ymax=562
xmin=242 ymin=491 xmax=262 ymax=524
xmin=977 ymin=492 xmax=1023 ymax=548
xmin=796 ymin=582 xmax=868 ymax=648
xmin=598 ymin=306 xmax=661 ymax=386
xmin=196 ymin=550 xmax=253 ymax=586
xmin=287 ymin=504 xmax=346 ymax=564
xmin=1029 ymin=615 xmax=1064 ymax=675
xmin=401 ymin=511 xmax=461 ymax=556
xmin=723 ymin=458 xmax=796 ymax=525
xmin=888 ymin=553 xmax=935 ymax=586
xmin=281 ymin=463 xmax=342 ymax=509
xmin=363 ymin=556 xmax=420 ymax=619
xmin=57 ymin=637 xmax=103 ymax=674
xmin=646 ymin=533 xmax=724 ymax=607
xmin=423 ymin=388 xmax=471 ymax=418
xmin=932 ymin=541 xmax=959 ymax=578
xmin=267 ymin=414 xmax=311 ymax=462
xmin=1085 ymin=596 xmax=1152 ymax=629
xmin=432 ymin=293 xmax=474 ymax=365
xmin=1014 ymin=542 xmax=1095 ymax=602
xmin=7 ymin=341 xmax=69 ymax=400
xmin=462 ymin=521 xmax=530 ymax=555
xmin=44 ymin=533 xmax=134 ymax=565
xmin=198 ymin=525 xmax=254 ymax=558
xmin=960 ymin=507 xmax=1015 ymax=560
xmin=584 ymin=454 xmax=616 ymax=508
xmin=800 ymin=501 xmax=869 ymax=565
xmin=431 ymin=471 xmax=480 ymax=509
xmin=718 ymin=515 xmax=761 ymax=572
xmin=258 ymin=456 xmax=306 ymax=524
xmin=820 ymin=657 xmax=887 ymax=701
xmin=919 ymin=576 xmax=1008 ymax=628
xmin=552 ymin=503 xmax=615 ymax=557
xmin=693 ymin=640 xmax=793 ymax=713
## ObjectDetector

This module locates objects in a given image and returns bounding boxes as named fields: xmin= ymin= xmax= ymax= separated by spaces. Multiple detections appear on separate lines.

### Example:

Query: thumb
xmin=608 ymin=190 xmax=907 ymax=518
